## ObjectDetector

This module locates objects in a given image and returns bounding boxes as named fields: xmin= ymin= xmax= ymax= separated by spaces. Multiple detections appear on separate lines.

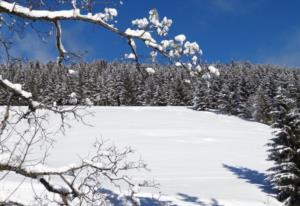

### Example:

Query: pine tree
xmin=206 ymin=77 xmax=221 ymax=109
xmin=235 ymin=77 xmax=251 ymax=118
xmin=268 ymin=87 xmax=300 ymax=206
xmin=192 ymin=81 xmax=210 ymax=111
xmin=217 ymin=83 xmax=233 ymax=114
xmin=151 ymin=85 xmax=167 ymax=106
xmin=253 ymin=85 xmax=273 ymax=123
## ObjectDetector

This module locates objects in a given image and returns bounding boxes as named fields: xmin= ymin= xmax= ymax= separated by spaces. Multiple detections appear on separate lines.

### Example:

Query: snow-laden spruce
xmin=268 ymin=87 xmax=300 ymax=206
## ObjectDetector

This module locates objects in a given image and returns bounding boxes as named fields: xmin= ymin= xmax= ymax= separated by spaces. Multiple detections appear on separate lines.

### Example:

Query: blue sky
xmin=11 ymin=0 xmax=300 ymax=67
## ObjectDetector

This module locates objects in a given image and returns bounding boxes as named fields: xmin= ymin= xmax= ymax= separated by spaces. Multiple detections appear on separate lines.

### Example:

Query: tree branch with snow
xmin=0 ymin=0 xmax=219 ymax=78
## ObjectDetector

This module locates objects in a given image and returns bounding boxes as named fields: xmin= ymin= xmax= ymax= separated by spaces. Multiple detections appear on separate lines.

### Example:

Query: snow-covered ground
xmin=1 ymin=107 xmax=281 ymax=205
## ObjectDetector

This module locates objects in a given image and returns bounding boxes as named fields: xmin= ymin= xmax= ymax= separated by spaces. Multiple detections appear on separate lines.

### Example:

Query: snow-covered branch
xmin=0 ymin=75 xmax=32 ymax=99
xmin=53 ymin=20 xmax=66 ymax=65
xmin=0 ymin=1 xmax=219 ymax=77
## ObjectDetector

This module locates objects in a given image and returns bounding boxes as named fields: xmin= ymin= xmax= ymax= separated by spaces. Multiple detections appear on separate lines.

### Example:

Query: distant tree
xmin=252 ymin=85 xmax=273 ymax=123
xmin=206 ymin=76 xmax=221 ymax=110
xmin=235 ymin=77 xmax=252 ymax=118
xmin=217 ymin=83 xmax=233 ymax=114
xmin=168 ymin=77 xmax=188 ymax=106
xmin=152 ymin=85 xmax=167 ymax=106
xmin=193 ymin=81 xmax=210 ymax=111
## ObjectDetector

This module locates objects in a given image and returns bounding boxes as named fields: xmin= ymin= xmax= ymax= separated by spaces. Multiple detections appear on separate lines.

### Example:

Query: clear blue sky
xmin=12 ymin=0 xmax=300 ymax=67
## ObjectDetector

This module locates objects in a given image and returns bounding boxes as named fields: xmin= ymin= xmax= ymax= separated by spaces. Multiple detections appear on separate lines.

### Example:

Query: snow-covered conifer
xmin=268 ymin=87 xmax=300 ymax=206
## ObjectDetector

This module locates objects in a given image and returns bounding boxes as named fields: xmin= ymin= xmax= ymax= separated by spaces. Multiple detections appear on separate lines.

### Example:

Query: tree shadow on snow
xmin=222 ymin=164 xmax=276 ymax=195
xmin=98 ymin=189 xmax=224 ymax=206
xmin=177 ymin=193 xmax=224 ymax=206
xmin=98 ymin=188 xmax=176 ymax=206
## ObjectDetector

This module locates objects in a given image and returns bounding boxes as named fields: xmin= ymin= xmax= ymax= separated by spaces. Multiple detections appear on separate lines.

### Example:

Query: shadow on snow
xmin=177 ymin=193 xmax=224 ymax=206
xmin=98 ymin=188 xmax=174 ymax=206
xmin=223 ymin=164 xmax=276 ymax=195
xmin=99 ymin=188 xmax=224 ymax=206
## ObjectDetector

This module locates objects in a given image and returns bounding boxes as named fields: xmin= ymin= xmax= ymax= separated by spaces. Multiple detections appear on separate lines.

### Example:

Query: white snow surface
xmin=1 ymin=107 xmax=280 ymax=206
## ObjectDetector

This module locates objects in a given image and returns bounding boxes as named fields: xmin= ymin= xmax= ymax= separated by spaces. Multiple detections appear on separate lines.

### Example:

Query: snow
xmin=159 ymin=17 xmax=172 ymax=35
xmin=175 ymin=62 xmax=182 ymax=67
xmin=196 ymin=65 xmax=202 ymax=72
xmin=161 ymin=39 xmax=173 ymax=50
xmin=0 ymin=1 xmax=80 ymax=19
xmin=26 ymin=163 xmax=77 ymax=174
xmin=0 ymin=75 xmax=32 ymax=98
xmin=132 ymin=9 xmax=171 ymax=36
xmin=124 ymin=53 xmax=136 ymax=60
xmin=31 ymin=101 xmax=41 ymax=108
xmin=85 ymin=98 xmax=93 ymax=106
xmin=69 ymin=92 xmax=76 ymax=98
xmin=184 ymin=41 xmax=200 ymax=55
xmin=68 ymin=69 xmax=78 ymax=75
xmin=96 ymin=8 xmax=118 ymax=22
xmin=71 ymin=0 xmax=77 ymax=9
xmin=83 ymin=160 xmax=104 ymax=168
xmin=208 ymin=65 xmax=220 ymax=76
xmin=175 ymin=34 xmax=186 ymax=43
xmin=202 ymin=73 xmax=211 ymax=80
xmin=0 ymin=1 xmax=118 ymax=30
xmin=187 ymin=63 xmax=193 ymax=70
xmin=0 ymin=152 xmax=11 ymax=164
xmin=145 ymin=67 xmax=155 ymax=74
xmin=132 ymin=18 xmax=149 ymax=29
xmin=149 ymin=9 xmax=160 ymax=26
xmin=125 ymin=28 xmax=154 ymax=42
xmin=105 ymin=8 xmax=118 ymax=17
xmin=184 ymin=79 xmax=191 ymax=84
xmin=0 ymin=107 xmax=280 ymax=206
xmin=150 ymin=51 xmax=157 ymax=62
xmin=192 ymin=55 xmax=198 ymax=65
xmin=69 ymin=92 xmax=77 ymax=104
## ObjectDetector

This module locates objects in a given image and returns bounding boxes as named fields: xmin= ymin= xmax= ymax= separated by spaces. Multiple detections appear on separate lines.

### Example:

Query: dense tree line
xmin=193 ymin=62 xmax=300 ymax=125
xmin=1 ymin=61 xmax=300 ymax=125
xmin=0 ymin=61 xmax=194 ymax=107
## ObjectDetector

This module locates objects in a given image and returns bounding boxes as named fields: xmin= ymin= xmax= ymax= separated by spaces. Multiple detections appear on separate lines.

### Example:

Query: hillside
xmin=0 ymin=107 xmax=281 ymax=205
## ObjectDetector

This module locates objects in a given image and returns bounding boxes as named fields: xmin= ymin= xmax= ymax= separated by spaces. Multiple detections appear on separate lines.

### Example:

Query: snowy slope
xmin=1 ymin=107 xmax=280 ymax=205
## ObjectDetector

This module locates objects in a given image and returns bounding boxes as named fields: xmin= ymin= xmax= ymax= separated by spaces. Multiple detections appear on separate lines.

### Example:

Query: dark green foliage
xmin=193 ymin=81 xmax=210 ymax=111
xmin=0 ymin=61 xmax=194 ymax=106
xmin=267 ymin=87 xmax=300 ymax=206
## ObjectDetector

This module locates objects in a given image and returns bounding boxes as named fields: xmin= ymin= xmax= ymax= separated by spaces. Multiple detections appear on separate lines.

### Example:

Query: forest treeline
xmin=0 ymin=61 xmax=299 ymax=125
